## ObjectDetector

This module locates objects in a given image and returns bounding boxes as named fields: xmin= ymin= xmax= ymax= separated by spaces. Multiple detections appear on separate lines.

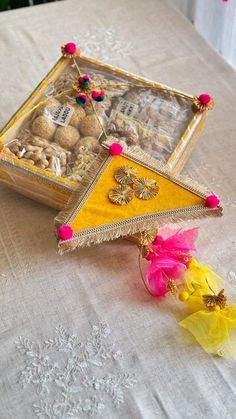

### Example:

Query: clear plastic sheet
xmin=3 ymin=60 xmax=195 ymax=182
xmin=3 ymin=63 xmax=131 ymax=182
xmin=107 ymin=88 xmax=194 ymax=162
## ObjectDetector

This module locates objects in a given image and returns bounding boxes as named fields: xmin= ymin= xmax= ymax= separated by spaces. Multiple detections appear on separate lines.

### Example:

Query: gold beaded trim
xmin=167 ymin=279 xmax=178 ymax=295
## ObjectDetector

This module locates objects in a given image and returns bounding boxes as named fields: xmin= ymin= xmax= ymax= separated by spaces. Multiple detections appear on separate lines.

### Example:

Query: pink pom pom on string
xmin=109 ymin=143 xmax=123 ymax=156
xmin=64 ymin=42 xmax=77 ymax=55
xmin=198 ymin=94 xmax=212 ymax=105
xmin=205 ymin=194 xmax=220 ymax=208
xmin=57 ymin=225 xmax=74 ymax=241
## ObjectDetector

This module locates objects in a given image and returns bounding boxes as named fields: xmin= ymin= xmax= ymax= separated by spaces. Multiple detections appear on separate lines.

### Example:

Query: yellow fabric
xmin=180 ymin=260 xmax=236 ymax=356
xmin=71 ymin=156 xmax=204 ymax=231
xmin=180 ymin=305 xmax=236 ymax=356
xmin=183 ymin=259 xmax=224 ymax=313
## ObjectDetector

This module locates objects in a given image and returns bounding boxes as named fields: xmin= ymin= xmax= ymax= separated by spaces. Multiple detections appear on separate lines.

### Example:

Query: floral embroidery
xmin=74 ymin=27 xmax=133 ymax=63
xmin=16 ymin=323 xmax=136 ymax=418
xmin=228 ymin=271 xmax=236 ymax=283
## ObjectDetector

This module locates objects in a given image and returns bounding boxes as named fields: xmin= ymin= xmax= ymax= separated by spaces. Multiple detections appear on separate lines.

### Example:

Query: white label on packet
xmin=115 ymin=99 xmax=139 ymax=118
xmin=45 ymin=105 xmax=75 ymax=127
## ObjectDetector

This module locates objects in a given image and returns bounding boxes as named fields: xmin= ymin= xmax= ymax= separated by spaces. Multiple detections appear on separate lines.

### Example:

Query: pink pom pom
xmin=64 ymin=42 xmax=77 ymax=54
xmin=198 ymin=94 xmax=212 ymax=105
xmin=205 ymin=194 xmax=220 ymax=208
xmin=57 ymin=225 xmax=74 ymax=240
xmin=109 ymin=143 xmax=123 ymax=156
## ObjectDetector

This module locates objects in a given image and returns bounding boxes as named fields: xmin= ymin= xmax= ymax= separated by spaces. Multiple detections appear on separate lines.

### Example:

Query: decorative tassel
xmin=179 ymin=259 xmax=236 ymax=357
xmin=142 ymin=228 xmax=198 ymax=297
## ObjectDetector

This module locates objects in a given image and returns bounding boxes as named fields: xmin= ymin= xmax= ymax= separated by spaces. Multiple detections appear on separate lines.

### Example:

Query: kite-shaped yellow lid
xmin=55 ymin=139 xmax=222 ymax=253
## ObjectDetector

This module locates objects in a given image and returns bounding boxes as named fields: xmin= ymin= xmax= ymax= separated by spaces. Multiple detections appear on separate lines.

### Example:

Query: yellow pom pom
xmin=179 ymin=291 xmax=190 ymax=302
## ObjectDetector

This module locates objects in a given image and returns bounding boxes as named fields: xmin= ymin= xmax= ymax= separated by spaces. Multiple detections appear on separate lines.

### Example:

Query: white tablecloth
xmin=0 ymin=0 xmax=236 ymax=418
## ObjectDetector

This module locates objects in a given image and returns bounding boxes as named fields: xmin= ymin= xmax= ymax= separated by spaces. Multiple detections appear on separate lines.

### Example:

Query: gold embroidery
xmin=193 ymin=97 xmax=214 ymax=112
xmin=114 ymin=166 xmax=138 ymax=185
xmin=203 ymin=289 xmax=227 ymax=310
xmin=133 ymin=177 xmax=159 ymax=200
xmin=110 ymin=166 xmax=158 ymax=205
xmin=108 ymin=185 xmax=134 ymax=205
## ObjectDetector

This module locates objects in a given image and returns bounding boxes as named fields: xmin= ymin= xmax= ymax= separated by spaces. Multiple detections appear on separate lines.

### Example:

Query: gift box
xmin=1 ymin=43 xmax=233 ymax=359
xmin=0 ymin=43 xmax=213 ymax=210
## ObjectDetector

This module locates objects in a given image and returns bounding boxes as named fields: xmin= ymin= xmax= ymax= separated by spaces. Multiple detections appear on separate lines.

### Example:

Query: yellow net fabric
xmin=179 ymin=259 xmax=236 ymax=357
xmin=182 ymin=258 xmax=224 ymax=313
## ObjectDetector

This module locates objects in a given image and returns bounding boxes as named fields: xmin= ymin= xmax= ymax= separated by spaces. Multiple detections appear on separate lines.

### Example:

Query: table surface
xmin=0 ymin=1 xmax=236 ymax=418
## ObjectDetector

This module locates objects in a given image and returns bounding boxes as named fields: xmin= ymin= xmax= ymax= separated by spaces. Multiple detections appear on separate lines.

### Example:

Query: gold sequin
xmin=133 ymin=177 xmax=159 ymax=200
xmin=108 ymin=185 xmax=134 ymax=205
xmin=114 ymin=166 xmax=138 ymax=185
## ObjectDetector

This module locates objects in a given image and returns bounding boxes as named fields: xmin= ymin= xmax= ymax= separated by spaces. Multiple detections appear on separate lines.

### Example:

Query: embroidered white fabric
xmin=74 ymin=28 xmax=133 ymax=63
xmin=16 ymin=324 xmax=136 ymax=418
xmin=0 ymin=0 xmax=236 ymax=418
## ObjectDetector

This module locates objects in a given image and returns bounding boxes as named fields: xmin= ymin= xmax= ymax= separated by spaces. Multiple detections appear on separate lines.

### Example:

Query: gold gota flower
xmin=193 ymin=94 xmax=214 ymax=112
xmin=135 ymin=229 xmax=158 ymax=257
xmin=203 ymin=289 xmax=227 ymax=310
xmin=133 ymin=177 xmax=159 ymax=200
xmin=109 ymin=185 xmax=134 ymax=205
xmin=114 ymin=166 xmax=138 ymax=185
xmin=138 ymin=229 xmax=158 ymax=246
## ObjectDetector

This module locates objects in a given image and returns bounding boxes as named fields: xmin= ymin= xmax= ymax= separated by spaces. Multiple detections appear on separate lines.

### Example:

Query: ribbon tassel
xmin=179 ymin=259 xmax=236 ymax=357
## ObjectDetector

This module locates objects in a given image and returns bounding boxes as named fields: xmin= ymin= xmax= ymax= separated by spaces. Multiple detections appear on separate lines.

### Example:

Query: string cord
xmin=138 ymin=251 xmax=150 ymax=294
